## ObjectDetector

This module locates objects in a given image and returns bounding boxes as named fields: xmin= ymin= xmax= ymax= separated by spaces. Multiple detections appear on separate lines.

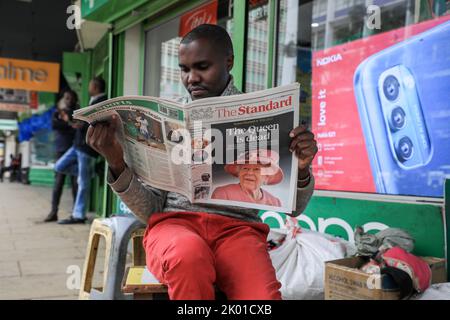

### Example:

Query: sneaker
xmin=57 ymin=216 xmax=86 ymax=225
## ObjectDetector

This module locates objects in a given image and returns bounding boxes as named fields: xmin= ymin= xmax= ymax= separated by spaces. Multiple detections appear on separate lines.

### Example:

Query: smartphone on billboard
xmin=354 ymin=21 xmax=450 ymax=197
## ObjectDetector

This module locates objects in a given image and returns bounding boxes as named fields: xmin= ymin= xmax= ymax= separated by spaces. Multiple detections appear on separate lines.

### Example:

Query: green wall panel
xmin=91 ymin=34 xmax=109 ymax=77
xmin=29 ymin=167 xmax=69 ymax=187
xmin=82 ymin=0 xmax=148 ymax=23
xmin=81 ymin=0 xmax=109 ymax=18
xmin=259 ymin=196 xmax=446 ymax=259
xmin=29 ymin=167 xmax=55 ymax=187
xmin=445 ymin=179 xmax=450 ymax=280
xmin=37 ymin=92 xmax=56 ymax=108
xmin=114 ymin=0 xmax=182 ymax=35
xmin=231 ymin=0 xmax=247 ymax=91
xmin=63 ymin=52 xmax=92 ymax=107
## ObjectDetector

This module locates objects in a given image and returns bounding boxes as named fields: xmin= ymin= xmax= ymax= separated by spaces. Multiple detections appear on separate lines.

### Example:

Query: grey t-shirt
xmin=107 ymin=79 xmax=315 ymax=224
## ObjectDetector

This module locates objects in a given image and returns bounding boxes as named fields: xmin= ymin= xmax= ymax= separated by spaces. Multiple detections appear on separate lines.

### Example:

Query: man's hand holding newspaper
xmin=77 ymin=83 xmax=314 ymax=213
xmin=86 ymin=115 xmax=126 ymax=179
xmin=289 ymin=125 xmax=317 ymax=187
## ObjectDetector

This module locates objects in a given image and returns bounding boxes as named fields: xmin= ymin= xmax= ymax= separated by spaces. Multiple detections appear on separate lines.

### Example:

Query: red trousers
xmin=143 ymin=211 xmax=282 ymax=300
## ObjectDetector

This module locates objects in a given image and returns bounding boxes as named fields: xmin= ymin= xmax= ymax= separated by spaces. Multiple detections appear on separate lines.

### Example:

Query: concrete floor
xmin=0 ymin=180 xmax=97 ymax=299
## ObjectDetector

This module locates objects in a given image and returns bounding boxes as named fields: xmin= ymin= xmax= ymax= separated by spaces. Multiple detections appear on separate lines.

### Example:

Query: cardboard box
xmin=423 ymin=256 xmax=447 ymax=284
xmin=324 ymin=256 xmax=447 ymax=300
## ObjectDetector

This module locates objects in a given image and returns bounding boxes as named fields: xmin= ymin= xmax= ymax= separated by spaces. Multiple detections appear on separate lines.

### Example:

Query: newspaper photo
xmin=74 ymin=83 xmax=300 ymax=213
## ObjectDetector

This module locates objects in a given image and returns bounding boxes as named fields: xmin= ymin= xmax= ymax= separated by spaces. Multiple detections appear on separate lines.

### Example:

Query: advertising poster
xmin=312 ymin=16 xmax=450 ymax=198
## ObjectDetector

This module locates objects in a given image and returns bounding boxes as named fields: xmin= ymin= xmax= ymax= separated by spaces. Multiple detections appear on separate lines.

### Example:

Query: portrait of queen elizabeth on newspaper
xmin=211 ymin=149 xmax=284 ymax=207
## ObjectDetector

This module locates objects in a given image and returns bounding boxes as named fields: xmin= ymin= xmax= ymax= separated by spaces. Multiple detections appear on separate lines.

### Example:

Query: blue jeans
xmin=54 ymin=147 xmax=95 ymax=219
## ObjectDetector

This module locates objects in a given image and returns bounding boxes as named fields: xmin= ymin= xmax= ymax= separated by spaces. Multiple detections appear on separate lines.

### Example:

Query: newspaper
xmin=74 ymin=83 xmax=300 ymax=213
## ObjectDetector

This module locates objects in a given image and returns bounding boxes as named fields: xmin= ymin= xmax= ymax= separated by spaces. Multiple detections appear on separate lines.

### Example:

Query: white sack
xmin=268 ymin=220 xmax=355 ymax=300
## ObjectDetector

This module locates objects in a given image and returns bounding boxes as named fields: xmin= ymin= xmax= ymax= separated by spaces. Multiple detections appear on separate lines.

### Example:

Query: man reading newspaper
xmin=86 ymin=24 xmax=318 ymax=300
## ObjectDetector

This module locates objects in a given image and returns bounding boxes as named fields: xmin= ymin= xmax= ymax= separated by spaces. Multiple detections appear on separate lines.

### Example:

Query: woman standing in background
xmin=43 ymin=89 xmax=79 ymax=222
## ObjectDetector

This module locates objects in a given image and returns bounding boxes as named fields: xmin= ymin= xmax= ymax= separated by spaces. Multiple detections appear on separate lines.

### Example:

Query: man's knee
xmin=145 ymin=237 xmax=215 ymax=275
xmin=162 ymin=239 xmax=213 ymax=274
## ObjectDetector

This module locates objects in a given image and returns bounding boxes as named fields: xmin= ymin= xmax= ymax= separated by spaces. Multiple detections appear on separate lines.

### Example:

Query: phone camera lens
xmin=390 ymin=107 xmax=406 ymax=130
xmin=383 ymin=76 xmax=400 ymax=101
xmin=396 ymin=137 xmax=414 ymax=162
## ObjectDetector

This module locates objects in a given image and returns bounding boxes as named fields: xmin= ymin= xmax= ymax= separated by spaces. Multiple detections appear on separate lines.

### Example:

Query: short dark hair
xmin=91 ymin=76 xmax=106 ymax=93
xmin=60 ymin=88 xmax=79 ymax=105
xmin=180 ymin=24 xmax=233 ymax=57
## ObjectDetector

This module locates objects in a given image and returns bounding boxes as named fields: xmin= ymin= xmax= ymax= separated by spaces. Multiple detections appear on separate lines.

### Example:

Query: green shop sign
xmin=81 ymin=0 xmax=109 ymax=18
xmin=117 ymin=195 xmax=446 ymax=259
xmin=81 ymin=0 xmax=148 ymax=23
xmin=261 ymin=196 xmax=446 ymax=259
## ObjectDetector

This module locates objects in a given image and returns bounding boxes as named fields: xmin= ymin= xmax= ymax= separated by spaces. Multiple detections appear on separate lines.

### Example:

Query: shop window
xmin=245 ymin=0 xmax=270 ymax=93
xmin=335 ymin=0 xmax=350 ymax=11
xmin=144 ymin=0 xmax=234 ymax=100
xmin=277 ymin=0 xmax=313 ymax=124
xmin=314 ymin=0 xmax=328 ymax=17
xmin=276 ymin=0 xmax=450 ymax=198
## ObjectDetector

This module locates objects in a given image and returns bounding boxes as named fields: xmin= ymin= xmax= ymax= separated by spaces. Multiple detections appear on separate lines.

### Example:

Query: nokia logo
xmin=316 ymin=54 xmax=343 ymax=67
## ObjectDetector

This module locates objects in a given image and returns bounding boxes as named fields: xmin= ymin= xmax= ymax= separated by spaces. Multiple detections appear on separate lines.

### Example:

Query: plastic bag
xmin=412 ymin=283 xmax=450 ymax=300
xmin=268 ymin=219 xmax=355 ymax=300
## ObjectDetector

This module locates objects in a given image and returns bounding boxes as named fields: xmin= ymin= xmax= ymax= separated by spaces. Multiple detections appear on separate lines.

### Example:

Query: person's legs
xmin=1 ymin=167 xmax=10 ymax=182
xmin=211 ymin=218 xmax=282 ymax=300
xmin=0 ymin=167 xmax=5 ymax=182
xmin=71 ymin=150 xmax=94 ymax=220
xmin=10 ymin=166 xmax=17 ymax=182
xmin=51 ymin=151 xmax=67 ymax=210
xmin=54 ymin=163 xmax=79 ymax=212
xmin=54 ymin=147 xmax=78 ymax=177
xmin=46 ymin=151 xmax=73 ymax=222
xmin=143 ymin=213 xmax=216 ymax=300
xmin=16 ymin=166 xmax=22 ymax=183
xmin=45 ymin=172 xmax=66 ymax=221
xmin=70 ymin=175 xmax=78 ymax=204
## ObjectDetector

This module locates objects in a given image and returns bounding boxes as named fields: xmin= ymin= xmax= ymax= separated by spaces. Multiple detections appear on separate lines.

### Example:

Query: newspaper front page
xmin=74 ymin=83 xmax=300 ymax=213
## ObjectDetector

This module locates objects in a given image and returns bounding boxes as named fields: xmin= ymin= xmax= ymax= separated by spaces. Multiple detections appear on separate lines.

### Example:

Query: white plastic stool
xmin=79 ymin=216 xmax=146 ymax=300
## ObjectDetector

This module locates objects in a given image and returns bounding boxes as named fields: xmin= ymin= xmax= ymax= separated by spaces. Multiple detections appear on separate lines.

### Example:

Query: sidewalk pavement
xmin=0 ymin=180 xmax=95 ymax=300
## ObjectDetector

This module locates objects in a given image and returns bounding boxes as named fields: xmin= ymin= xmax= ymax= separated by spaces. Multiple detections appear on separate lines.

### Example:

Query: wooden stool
xmin=130 ymin=228 xmax=146 ymax=267
xmin=121 ymin=234 xmax=228 ymax=300
xmin=121 ymin=229 xmax=169 ymax=300
xmin=122 ymin=266 xmax=169 ymax=300
xmin=79 ymin=216 xmax=146 ymax=300
xmin=121 ymin=266 xmax=228 ymax=300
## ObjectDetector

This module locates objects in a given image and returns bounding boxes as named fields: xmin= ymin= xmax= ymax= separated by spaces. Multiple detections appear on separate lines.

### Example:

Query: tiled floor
xmin=0 ymin=181 xmax=94 ymax=299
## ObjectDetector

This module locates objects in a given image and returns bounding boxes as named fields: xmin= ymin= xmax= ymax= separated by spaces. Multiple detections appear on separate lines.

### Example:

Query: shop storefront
xmin=78 ymin=0 xmax=450 ymax=270
xmin=62 ymin=33 xmax=112 ymax=215
xmin=0 ymin=57 xmax=59 ymax=184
